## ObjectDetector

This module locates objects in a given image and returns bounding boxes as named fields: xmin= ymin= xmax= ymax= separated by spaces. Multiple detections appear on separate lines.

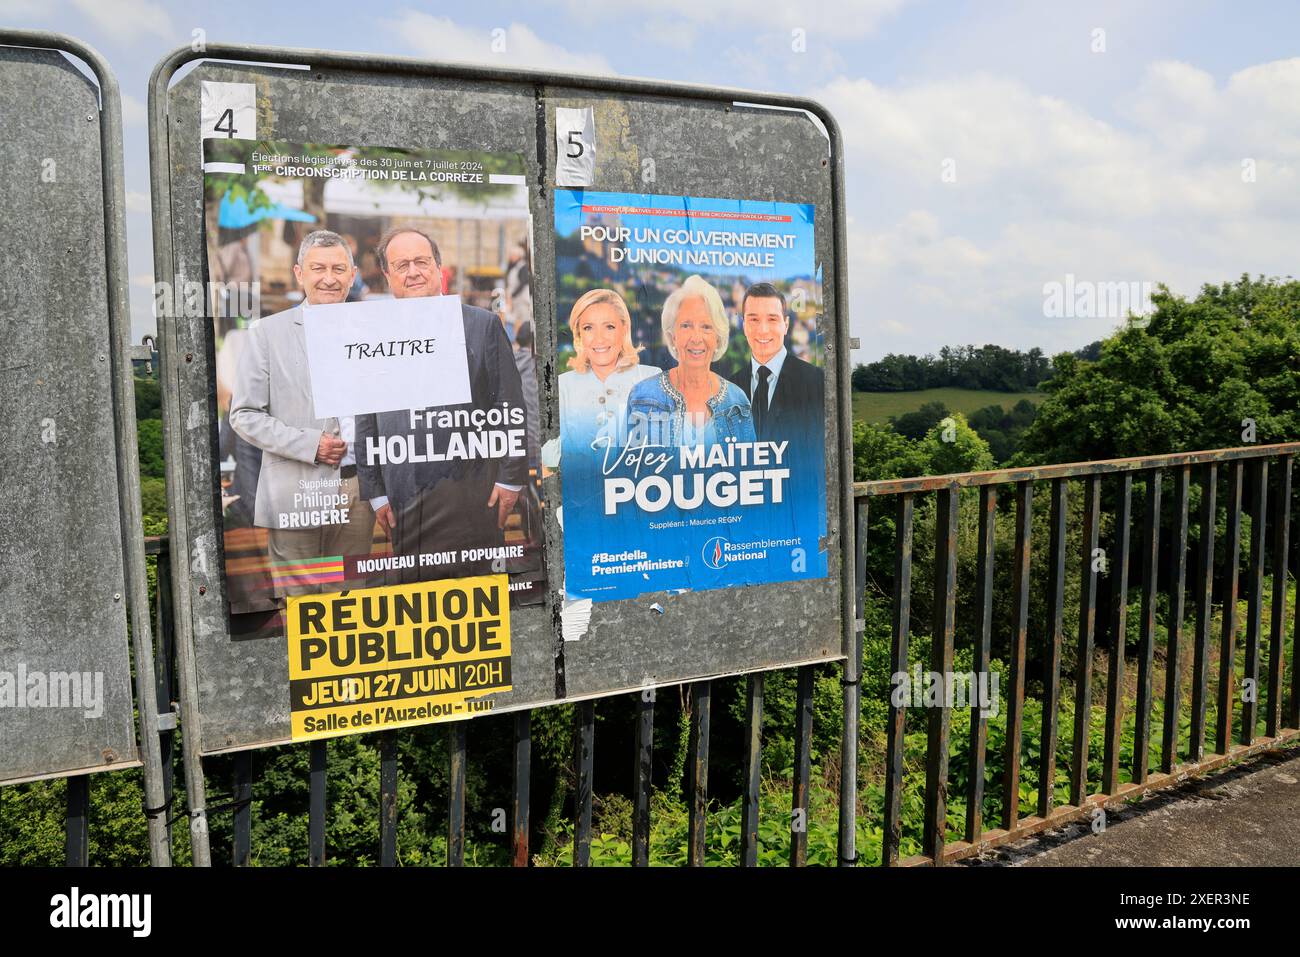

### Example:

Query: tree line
xmin=852 ymin=342 xmax=1101 ymax=393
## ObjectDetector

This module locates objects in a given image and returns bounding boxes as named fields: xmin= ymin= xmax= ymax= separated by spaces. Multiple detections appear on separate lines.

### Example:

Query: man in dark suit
xmin=355 ymin=227 xmax=528 ymax=582
xmin=728 ymin=282 xmax=824 ymax=444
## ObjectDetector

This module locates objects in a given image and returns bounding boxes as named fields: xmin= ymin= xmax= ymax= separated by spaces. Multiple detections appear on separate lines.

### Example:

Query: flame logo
xmin=703 ymin=537 xmax=728 ymax=570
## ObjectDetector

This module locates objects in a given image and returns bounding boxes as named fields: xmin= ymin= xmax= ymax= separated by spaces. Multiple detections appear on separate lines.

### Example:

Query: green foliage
xmin=1018 ymin=275 xmax=1300 ymax=464
xmin=853 ymin=411 xmax=995 ymax=484
xmin=919 ymin=412 xmax=994 ymax=475
xmin=966 ymin=398 xmax=1039 ymax=463
xmin=140 ymin=477 xmax=168 ymax=527
xmin=137 ymin=418 xmax=165 ymax=480
xmin=852 ymin=344 xmax=1051 ymax=392
xmin=890 ymin=400 xmax=950 ymax=440
xmin=0 ymin=770 xmax=153 ymax=866
xmin=853 ymin=421 xmax=930 ymax=481
xmin=134 ymin=376 xmax=161 ymax=421
xmin=205 ymin=735 xmax=438 ymax=867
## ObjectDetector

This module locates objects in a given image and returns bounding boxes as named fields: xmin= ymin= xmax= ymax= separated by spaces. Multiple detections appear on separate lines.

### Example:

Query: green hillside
xmin=853 ymin=387 xmax=1046 ymax=425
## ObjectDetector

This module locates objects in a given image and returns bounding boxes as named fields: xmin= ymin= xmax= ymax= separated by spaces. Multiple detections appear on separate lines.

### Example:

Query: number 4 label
xmin=201 ymin=81 xmax=256 ymax=141
xmin=555 ymin=106 xmax=595 ymax=188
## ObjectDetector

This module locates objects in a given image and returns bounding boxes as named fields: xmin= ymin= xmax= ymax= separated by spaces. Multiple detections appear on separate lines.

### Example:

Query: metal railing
xmin=855 ymin=442 xmax=1300 ymax=865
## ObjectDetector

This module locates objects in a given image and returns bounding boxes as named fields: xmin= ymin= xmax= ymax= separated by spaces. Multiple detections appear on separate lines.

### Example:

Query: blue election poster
xmin=552 ymin=189 xmax=828 ymax=602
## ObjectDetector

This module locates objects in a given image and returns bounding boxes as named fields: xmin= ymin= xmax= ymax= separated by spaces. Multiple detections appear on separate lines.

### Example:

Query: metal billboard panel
xmin=0 ymin=44 xmax=139 ymax=783
xmin=151 ymin=48 xmax=852 ymax=756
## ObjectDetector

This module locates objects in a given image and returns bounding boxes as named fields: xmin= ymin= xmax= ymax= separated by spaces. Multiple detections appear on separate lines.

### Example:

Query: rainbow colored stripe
xmin=271 ymin=555 xmax=345 ymax=588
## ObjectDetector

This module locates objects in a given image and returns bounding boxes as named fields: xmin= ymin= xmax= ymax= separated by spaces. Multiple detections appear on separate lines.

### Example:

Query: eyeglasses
xmin=391 ymin=257 xmax=434 ymax=275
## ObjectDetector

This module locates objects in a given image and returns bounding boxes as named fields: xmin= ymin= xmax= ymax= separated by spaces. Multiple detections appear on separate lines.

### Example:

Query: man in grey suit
xmin=356 ymin=227 xmax=528 ymax=582
xmin=229 ymin=229 xmax=377 ymax=598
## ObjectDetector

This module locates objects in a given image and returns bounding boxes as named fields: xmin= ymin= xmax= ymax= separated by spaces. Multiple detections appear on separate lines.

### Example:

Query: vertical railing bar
xmin=153 ymin=546 xmax=177 ymax=851
xmin=231 ymin=751 xmax=252 ymax=867
xmin=1216 ymin=461 xmax=1244 ymax=755
xmin=632 ymin=691 xmax=653 ymax=867
xmin=740 ymin=673 xmax=764 ymax=867
xmin=511 ymin=711 xmax=531 ymax=867
xmin=966 ymin=486 xmax=996 ymax=842
xmin=1102 ymin=474 xmax=1134 ymax=795
xmin=1164 ymin=468 xmax=1190 ymax=774
xmin=1241 ymin=460 xmax=1268 ymax=745
xmin=1133 ymin=471 xmax=1162 ymax=783
xmin=1294 ymin=471 xmax=1300 ymax=733
xmin=308 ymin=739 xmax=327 ymax=867
xmin=1189 ymin=463 xmax=1218 ymax=762
xmin=447 ymin=721 xmax=467 ymax=866
xmin=65 ymin=775 xmax=89 ymax=867
xmin=688 ymin=681 xmax=710 ymax=866
xmin=1038 ymin=478 xmax=1067 ymax=819
xmin=1268 ymin=456 xmax=1292 ymax=738
xmin=379 ymin=730 xmax=398 ymax=867
xmin=791 ymin=664 xmax=814 ymax=866
xmin=924 ymin=487 xmax=958 ymax=864
xmin=1002 ymin=481 xmax=1032 ymax=830
xmin=573 ymin=700 xmax=595 ymax=867
xmin=1070 ymin=475 xmax=1102 ymax=806
xmin=882 ymin=493 xmax=913 ymax=866
xmin=840 ymin=499 xmax=867 ymax=867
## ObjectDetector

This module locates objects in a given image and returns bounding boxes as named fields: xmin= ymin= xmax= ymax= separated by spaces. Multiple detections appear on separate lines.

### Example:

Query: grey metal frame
xmin=147 ymin=41 xmax=856 ymax=867
xmin=0 ymin=29 xmax=171 ymax=866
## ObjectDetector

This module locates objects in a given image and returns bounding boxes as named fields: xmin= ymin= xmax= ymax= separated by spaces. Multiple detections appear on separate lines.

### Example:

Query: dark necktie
xmin=753 ymin=365 xmax=771 ymax=434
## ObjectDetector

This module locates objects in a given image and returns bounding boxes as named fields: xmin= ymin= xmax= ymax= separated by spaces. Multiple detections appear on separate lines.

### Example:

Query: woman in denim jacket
xmin=627 ymin=275 xmax=756 ymax=448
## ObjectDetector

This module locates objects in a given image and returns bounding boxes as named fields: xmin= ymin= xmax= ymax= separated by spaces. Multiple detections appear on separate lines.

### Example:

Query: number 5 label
xmin=555 ymin=106 xmax=595 ymax=188
xmin=201 ymin=81 xmax=256 ymax=141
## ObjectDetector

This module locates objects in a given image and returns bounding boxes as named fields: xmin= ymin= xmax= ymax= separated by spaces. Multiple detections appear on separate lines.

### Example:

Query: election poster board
xmin=552 ymin=189 xmax=828 ymax=602
xmin=202 ymin=138 xmax=543 ymax=740
xmin=0 ymin=46 xmax=142 ymax=782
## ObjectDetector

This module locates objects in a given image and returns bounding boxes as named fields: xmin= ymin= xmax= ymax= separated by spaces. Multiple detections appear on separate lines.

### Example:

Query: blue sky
xmin=5 ymin=0 xmax=1298 ymax=360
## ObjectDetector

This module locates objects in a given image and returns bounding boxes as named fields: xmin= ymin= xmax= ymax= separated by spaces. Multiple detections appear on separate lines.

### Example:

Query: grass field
xmin=852 ymin=387 xmax=1046 ymax=424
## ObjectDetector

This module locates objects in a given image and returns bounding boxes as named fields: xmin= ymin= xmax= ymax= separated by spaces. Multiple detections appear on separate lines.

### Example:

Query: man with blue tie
xmin=728 ymin=282 xmax=824 ymax=444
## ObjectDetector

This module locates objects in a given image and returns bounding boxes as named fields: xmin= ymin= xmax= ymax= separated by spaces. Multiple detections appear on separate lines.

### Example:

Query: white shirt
xmin=749 ymin=346 xmax=788 ymax=411
xmin=339 ymin=415 xmax=356 ymax=469
xmin=559 ymin=364 xmax=659 ymax=445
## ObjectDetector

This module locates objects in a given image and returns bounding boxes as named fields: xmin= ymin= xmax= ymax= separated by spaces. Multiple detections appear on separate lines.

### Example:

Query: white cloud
xmin=640 ymin=18 xmax=698 ymax=52
xmin=68 ymin=0 xmax=175 ymax=42
xmin=124 ymin=190 xmax=149 ymax=213
xmin=0 ymin=0 xmax=44 ymax=19
xmin=720 ymin=29 xmax=846 ymax=87
xmin=386 ymin=13 xmax=613 ymax=75
xmin=821 ymin=58 xmax=1300 ymax=359
xmin=120 ymin=93 xmax=146 ymax=128
xmin=550 ymin=0 xmax=910 ymax=39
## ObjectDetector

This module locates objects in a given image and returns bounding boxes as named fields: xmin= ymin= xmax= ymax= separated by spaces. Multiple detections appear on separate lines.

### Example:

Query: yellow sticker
xmin=286 ymin=575 xmax=511 ymax=740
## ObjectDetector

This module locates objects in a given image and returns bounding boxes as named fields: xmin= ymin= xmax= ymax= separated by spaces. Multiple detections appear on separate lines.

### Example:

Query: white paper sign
xmin=302 ymin=296 xmax=471 ymax=418
xmin=555 ymin=106 xmax=596 ymax=187
xmin=201 ymin=81 xmax=256 ymax=141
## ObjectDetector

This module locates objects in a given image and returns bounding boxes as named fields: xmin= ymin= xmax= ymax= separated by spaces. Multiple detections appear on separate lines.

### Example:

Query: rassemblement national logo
xmin=702 ymin=536 xmax=794 ymax=573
